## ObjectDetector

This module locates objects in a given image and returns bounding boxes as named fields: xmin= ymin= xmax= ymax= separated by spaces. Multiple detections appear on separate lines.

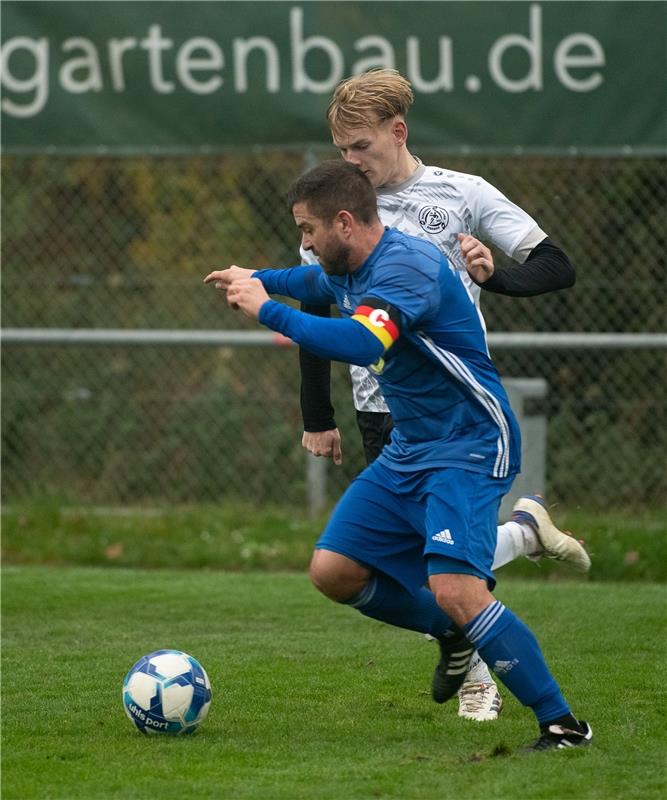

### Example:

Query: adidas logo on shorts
xmin=432 ymin=529 xmax=455 ymax=545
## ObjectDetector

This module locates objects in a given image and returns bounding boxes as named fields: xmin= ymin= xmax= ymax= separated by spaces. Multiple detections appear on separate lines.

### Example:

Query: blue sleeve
xmin=259 ymin=301 xmax=384 ymax=366
xmin=253 ymin=265 xmax=335 ymax=304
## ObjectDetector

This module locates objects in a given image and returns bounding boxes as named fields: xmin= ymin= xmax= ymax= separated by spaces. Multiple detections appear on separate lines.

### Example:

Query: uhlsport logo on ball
xmin=122 ymin=649 xmax=212 ymax=735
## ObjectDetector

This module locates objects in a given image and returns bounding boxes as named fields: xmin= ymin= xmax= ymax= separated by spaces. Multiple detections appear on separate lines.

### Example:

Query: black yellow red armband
xmin=351 ymin=297 xmax=401 ymax=351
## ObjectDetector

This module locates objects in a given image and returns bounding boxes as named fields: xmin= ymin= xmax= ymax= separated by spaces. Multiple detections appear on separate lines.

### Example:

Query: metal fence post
xmin=301 ymin=145 xmax=329 ymax=516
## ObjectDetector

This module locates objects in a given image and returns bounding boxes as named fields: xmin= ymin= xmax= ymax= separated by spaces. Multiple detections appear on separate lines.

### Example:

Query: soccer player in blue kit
xmin=204 ymin=160 xmax=593 ymax=752
xmin=299 ymin=69 xmax=590 ymax=722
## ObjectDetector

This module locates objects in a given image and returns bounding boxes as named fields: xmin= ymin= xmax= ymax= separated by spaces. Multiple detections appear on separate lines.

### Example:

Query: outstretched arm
xmin=204 ymin=264 xmax=335 ymax=304
xmin=221 ymin=278 xmax=388 ymax=365
xmin=205 ymin=265 xmax=345 ymax=461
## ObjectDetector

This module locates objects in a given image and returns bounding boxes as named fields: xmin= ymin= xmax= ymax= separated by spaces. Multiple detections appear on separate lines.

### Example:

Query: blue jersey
xmin=258 ymin=228 xmax=521 ymax=478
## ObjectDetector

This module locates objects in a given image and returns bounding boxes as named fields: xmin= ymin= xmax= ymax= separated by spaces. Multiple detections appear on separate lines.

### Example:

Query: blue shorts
xmin=316 ymin=460 xmax=515 ymax=594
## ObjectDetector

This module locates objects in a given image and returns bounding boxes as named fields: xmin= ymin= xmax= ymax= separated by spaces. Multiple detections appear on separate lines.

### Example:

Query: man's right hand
xmin=458 ymin=233 xmax=495 ymax=284
xmin=203 ymin=265 xmax=255 ymax=290
xmin=302 ymin=429 xmax=343 ymax=465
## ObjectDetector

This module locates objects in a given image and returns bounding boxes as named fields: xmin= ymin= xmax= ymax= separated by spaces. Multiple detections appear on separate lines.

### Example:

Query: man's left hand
xmin=458 ymin=233 xmax=495 ymax=284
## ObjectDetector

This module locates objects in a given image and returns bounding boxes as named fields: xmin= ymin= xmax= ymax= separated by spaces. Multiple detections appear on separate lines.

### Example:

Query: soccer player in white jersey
xmin=298 ymin=69 xmax=590 ymax=722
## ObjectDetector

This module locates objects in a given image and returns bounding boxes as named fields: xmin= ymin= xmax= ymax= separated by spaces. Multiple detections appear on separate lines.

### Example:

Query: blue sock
xmin=346 ymin=573 xmax=454 ymax=638
xmin=464 ymin=600 xmax=570 ymax=724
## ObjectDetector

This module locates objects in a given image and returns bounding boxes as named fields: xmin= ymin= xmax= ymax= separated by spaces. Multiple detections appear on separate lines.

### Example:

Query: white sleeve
xmin=467 ymin=178 xmax=547 ymax=264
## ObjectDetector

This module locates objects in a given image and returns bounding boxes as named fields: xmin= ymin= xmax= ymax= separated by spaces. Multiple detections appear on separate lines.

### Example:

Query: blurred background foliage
xmin=2 ymin=151 xmax=666 ymax=511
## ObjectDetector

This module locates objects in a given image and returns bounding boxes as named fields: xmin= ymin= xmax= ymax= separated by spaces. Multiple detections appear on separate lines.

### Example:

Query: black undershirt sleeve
xmin=478 ymin=237 xmax=575 ymax=297
xmin=299 ymin=302 xmax=337 ymax=432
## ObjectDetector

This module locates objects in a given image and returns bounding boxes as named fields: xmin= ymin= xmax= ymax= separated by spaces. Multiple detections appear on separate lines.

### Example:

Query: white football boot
xmin=457 ymin=652 xmax=502 ymax=721
xmin=512 ymin=495 xmax=591 ymax=572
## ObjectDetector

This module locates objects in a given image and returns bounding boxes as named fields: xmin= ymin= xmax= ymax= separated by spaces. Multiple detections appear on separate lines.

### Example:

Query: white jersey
xmin=301 ymin=160 xmax=546 ymax=413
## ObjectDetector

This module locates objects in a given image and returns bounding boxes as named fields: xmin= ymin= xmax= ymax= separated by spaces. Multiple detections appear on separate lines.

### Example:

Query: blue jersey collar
xmin=354 ymin=227 xmax=394 ymax=279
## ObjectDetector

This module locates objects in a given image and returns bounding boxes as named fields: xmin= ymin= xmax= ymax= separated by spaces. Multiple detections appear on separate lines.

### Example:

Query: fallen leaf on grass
xmin=104 ymin=542 xmax=124 ymax=560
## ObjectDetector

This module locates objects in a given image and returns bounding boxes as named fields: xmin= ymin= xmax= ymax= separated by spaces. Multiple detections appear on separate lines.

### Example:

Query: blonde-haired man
xmin=298 ymin=70 xmax=588 ymax=722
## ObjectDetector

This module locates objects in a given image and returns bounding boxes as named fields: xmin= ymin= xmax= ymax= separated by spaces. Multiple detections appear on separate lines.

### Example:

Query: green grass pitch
xmin=2 ymin=566 xmax=666 ymax=799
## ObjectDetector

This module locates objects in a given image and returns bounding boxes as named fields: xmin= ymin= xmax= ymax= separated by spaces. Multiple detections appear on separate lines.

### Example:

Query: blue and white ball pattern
xmin=122 ymin=649 xmax=212 ymax=734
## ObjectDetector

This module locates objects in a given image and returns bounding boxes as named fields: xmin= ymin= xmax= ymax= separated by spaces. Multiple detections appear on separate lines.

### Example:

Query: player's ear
xmin=336 ymin=209 xmax=355 ymax=236
xmin=391 ymin=118 xmax=408 ymax=147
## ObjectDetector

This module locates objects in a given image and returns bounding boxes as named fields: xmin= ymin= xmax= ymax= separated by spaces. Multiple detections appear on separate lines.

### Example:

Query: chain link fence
xmin=2 ymin=151 xmax=666 ymax=511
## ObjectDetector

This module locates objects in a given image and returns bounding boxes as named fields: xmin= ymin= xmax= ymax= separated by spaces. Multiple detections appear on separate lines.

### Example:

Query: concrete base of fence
xmin=499 ymin=378 xmax=548 ymax=521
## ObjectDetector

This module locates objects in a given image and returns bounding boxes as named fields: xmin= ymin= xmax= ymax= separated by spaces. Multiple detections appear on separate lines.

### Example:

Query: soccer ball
xmin=122 ymin=649 xmax=212 ymax=735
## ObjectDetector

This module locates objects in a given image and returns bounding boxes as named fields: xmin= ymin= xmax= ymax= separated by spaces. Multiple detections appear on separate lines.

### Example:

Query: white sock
xmin=492 ymin=522 xmax=524 ymax=569
xmin=493 ymin=521 xmax=541 ymax=569
xmin=518 ymin=522 xmax=541 ymax=557
xmin=465 ymin=650 xmax=493 ymax=684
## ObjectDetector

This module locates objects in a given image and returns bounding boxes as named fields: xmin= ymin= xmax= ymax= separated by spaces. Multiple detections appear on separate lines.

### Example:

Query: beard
xmin=318 ymin=239 xmax=352 ymax=276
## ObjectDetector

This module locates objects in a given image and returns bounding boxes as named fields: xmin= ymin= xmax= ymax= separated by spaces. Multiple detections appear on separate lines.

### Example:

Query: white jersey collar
xmin=376 ymin=157 xmax=426 ymax=196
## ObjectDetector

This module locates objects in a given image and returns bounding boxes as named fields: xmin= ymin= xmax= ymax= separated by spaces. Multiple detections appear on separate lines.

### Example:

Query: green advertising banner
xmin=1 ymin=1 xmax=665 ymax=153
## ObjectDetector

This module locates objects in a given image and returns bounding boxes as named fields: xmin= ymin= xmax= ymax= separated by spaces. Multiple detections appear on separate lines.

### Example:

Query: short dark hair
xmin=287 ymin=160 xmax=379 ymax=225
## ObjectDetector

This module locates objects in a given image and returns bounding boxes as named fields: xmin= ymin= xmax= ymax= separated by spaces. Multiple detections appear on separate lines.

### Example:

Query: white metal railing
xmin=2 ymin=329 xmax=666 ymax=348
xmin=3 ymin=328 xmax=665 ymax=515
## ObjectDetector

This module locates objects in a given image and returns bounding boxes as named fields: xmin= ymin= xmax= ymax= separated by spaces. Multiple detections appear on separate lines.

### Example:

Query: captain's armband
xmin=351 ymin=297 xmax=401 ymax=352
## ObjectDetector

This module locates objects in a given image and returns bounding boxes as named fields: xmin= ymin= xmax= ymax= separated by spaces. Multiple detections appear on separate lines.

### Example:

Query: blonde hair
xmin=326 ymin=69 xmax=414 ymax=136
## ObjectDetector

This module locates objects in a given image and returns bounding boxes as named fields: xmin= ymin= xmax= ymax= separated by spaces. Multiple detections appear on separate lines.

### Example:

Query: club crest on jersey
xmin=418 ymin=205 xmax=449 ymax=234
